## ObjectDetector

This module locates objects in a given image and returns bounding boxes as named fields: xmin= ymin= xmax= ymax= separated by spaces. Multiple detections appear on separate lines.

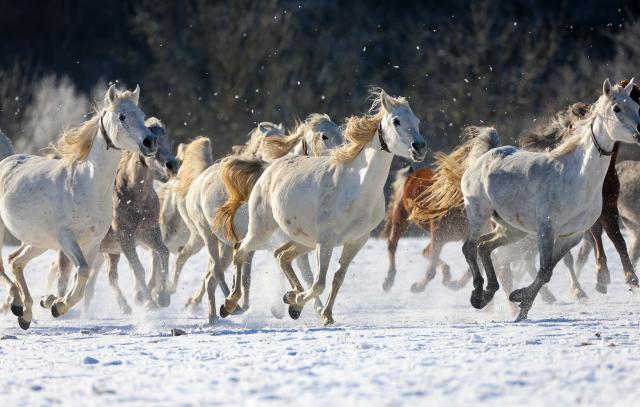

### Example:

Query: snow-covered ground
xmin=1 ymin=237 xmax=640 ymax=406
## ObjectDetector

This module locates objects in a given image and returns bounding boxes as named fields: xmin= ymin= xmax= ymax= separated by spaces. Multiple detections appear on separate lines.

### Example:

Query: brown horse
xmin=381 ymin=127 xmax=502 ymax=294
xmin=381 ymin=167 xmax=471 ymax=292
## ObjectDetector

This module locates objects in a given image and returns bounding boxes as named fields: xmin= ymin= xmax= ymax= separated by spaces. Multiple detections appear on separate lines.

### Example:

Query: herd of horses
xmin=0 ymin=78 xmax=639 ymax=330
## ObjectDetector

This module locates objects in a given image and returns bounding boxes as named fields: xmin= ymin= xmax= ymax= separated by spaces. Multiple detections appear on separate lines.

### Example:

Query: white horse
xmin=0 ymin=85 xmax=157 ymax=329
xmin=177 ymin=114 xmax=343 ymax=324
xmin=461 ymin=78 xmax=640 ymax=321
xmin=218 ymin=89 xmax=427 ymax=325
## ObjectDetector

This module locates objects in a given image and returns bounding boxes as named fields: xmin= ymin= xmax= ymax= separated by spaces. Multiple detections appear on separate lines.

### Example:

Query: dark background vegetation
xmin=1 ymin=0 xmax=640 ymax=164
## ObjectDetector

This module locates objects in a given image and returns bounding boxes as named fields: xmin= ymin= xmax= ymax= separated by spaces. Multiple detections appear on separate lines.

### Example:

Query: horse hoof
xmin=17 ymin=317 xmax=31 ymax=330
xmin=51 ymin=303 xmax=62 ymax=318
xmin=509 ymin=288 xmax=527 ymax=303
xmin=219 ymin=305 xmax=230 ymax=318
xmin=10 ymin=304 xmax=23 ymax=317
xmin=470 ymin=293 xmax=484 ymax=309
xmin=232 ymin=306 xmax=245 ymax=316
xmin=288 ymin=305 xmax=302 ymax=320
xmin=271 ymin=304 xmax=285 ymax=319
xmin=382 ymin=277 xmax=394 ymax=292
xmin=121 ymin=304 xmax=132 ymax=315
xmin=410 ymin=282 xmax=426 ymax=294
xmin=208 ymin=315 xmax=217 ymax=326
xmin=323 ymin=316 xmax=334 ymax=326
xmin=572 ymin=288 xmax=588 ymax=300
xmin=625 ymin=273 xmax=639 ymax=287
xmin=156 ymin=293 xmax=171 ymax=308
xmin=595 ymin=283 xmax=607 ymax=294
xmin=540 ymin=289 xmax=557 ymax=304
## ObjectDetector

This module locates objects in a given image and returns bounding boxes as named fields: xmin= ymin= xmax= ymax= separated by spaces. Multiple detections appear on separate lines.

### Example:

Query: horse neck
xmin=560 ymin=114 xmax=614 ymax=194
xmin=122 ymin=153 xmax=156 ymax=197
xmin=80 ymin=128 xmax=124 ymax=200
xmin=342 ymin=134 xmax=394 ymax=198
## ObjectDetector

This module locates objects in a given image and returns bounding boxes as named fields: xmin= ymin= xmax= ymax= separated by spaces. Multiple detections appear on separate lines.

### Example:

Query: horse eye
xmin=613 ymin=105 xmax=621 ymax=113
xmin=393 ymin=118 xmax=400 ymax=126
xmin=321 ymin=133 xmax=328 ymax=141
xmin=119 ymin=114 xmax=126 ymax=121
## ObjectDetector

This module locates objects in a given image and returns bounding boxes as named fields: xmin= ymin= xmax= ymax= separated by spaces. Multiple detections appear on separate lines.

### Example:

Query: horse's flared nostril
xmin=411 ymin=142 xmax=426 ymax=151
xmin=143 ymin=136 xmax=156 ymax=150
xmin=636 ymin=124 xmax=640 ymax=134
xmin=165 ymin=159 xmax=179 ymax=174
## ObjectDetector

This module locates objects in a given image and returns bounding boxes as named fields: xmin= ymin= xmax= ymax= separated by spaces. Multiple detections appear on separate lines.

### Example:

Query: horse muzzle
xmin=409 ymin=141 xmax=427 ymax=162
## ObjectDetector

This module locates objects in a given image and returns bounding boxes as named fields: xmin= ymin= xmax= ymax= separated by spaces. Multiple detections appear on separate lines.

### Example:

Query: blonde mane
xmin=259 ymin=121 xmax=305 ymax=160
xmin=331 ymin=89 xmax=408 ymax=164
xmin=175 ymin=136 xmax=213 ymax=196
xmin=411 ymin=126 xmax=500 ymax=222
xmin=53 ymin=87 xmax=138 ymax=162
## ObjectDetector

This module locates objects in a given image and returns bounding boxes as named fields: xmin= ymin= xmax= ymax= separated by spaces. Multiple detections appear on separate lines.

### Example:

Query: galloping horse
xmin=47 ymin=118 xmax=179 ymax=314
xmin=0 ymin=85 xmax=157 ymax=329
xmin=460 ymin=79 xmax=640 ymax=321
xmin=182 ymin=114 xmax=343 ymax=324
xmin=382 ymin=127 xmax=500 ymax=294
xmin=217 ymin=89 xmax=427 ymax=325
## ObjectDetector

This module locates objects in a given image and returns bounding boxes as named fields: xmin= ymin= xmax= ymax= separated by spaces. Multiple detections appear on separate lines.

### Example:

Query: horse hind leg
xmin=477 ymin=226 xmax=525 ymax=308
xmin=10 ymin=245 xmax=46 ymax=329
xmin=105 ymin=253 xmax=132 ymax=315
xmin=275 ymin=242 xmax=312 ymax=319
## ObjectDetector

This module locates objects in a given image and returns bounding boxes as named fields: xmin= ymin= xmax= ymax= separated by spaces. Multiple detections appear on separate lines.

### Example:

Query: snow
xmin=2 ymin=237 xmax=640 ymax=406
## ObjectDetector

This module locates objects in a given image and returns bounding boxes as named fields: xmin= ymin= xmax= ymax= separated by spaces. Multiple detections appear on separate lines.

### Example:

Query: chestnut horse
xmin=380 ymin=166 xmax=470 ymax=292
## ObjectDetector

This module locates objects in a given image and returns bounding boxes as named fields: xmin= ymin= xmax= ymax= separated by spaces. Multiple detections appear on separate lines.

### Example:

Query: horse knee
xmin=462 ymin=240 xmax=476 ymax=260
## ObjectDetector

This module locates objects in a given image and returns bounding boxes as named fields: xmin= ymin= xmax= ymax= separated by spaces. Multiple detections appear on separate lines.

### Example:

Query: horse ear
xmin=624 ymin=78 xmax=635 ymax=95
xmin=380 ymin=89 xmax=393 ymax=111
xmin=176 ymin=143 xmax=186 ymax=158
xmin=105 ymin=84 xmax=117 ymax=106
xmin=603 ymin=78 xmax=613 ymax=97
xmin=130 ymin=84 xmax=140 ymax=105
xmin=258 ymin=122 xmax=271 ymax=135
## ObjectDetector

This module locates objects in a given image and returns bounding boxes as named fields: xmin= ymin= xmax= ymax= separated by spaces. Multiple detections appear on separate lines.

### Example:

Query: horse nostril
xmin=143 ymin=136 xmax=156 ymax=149
xmin=165 ymin=160 xmax=178 ymax=173
xmin=636 ymin=124 xmax=640 ymax=133
xmin=411 ymin=142 xmax=425 ymax=151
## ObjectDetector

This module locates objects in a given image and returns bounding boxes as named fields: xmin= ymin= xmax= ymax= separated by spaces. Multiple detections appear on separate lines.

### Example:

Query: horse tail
xmin=411 ymin=126 xmax=500 ymax=223
xmin=213 ymin=156 xmax=268 ymax=241
xmin=380 ymin=166 xmax=413 ymax=237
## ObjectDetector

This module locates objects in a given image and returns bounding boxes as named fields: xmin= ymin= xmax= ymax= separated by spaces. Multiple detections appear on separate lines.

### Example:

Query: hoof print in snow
xmin=82 ymin=356 xmax=100 ymax=365
xmin=1 ymin=335 xmax=17 ymax=340
xmin=170 ymin=328 xmax=186 ymax=336
xmin=80 ymin=329 xmax=92 ymax=335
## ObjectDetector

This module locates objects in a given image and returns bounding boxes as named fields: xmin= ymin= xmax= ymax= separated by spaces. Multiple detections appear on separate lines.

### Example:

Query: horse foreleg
xmin=562 ymin=251 xmax=587 ymax=299
xmin=47 ymin=233 xmax=95 ymax=319
xmin=140 ymin=226 xmax=171 ymax=307
xmin=119 ymin=231 xmax=155 ymax=308
xmin=105 ymin=253 xmax=132 ymax=315
xmin=589 ymin=222 xmax=610 ymax=294
xmin=292 ymin=241 xmax=334 ymax=312
xmin=321 ymin=235 xmax=368 ymax=326
xmin=295 ymin=254 xmax=324 ymax=313
xmin=240 ymin=250 xmax=254 ymax=311
xmin=275 ymin=242 xmax=311 ymax=319
xmin=601 ymin=208 xmax=639 ymax=287
xmin=169 ymin=236 xmax=203 ymax=294
xmin=382 ymin=201 xmax=411 ymax=292
xmin=574 ymin=233 xmax=594 ymax=279
xmin=83 ymin=255 xmax=104 ymax=313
